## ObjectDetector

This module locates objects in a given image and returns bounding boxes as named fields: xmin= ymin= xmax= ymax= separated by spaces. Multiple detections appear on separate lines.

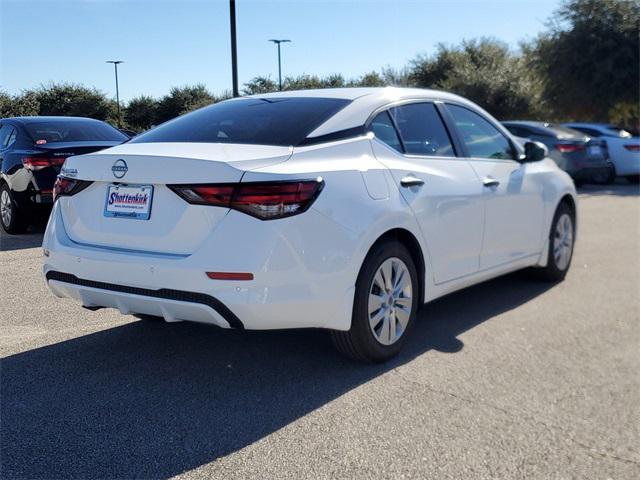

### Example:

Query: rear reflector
xmin=169 ymin=178 xmax=324 ymax=220
xmin=623 ymin=144 xmax=640 ymax=152
xmin=22 ymin=156 xmax=66 ymax=171
xmin=555 ymin=143 xmax=585 ymax=153
xmin=206 ymin=272 xmax=254 ymax=281
xmin=53 ymin=176 xmax=92 ymax=202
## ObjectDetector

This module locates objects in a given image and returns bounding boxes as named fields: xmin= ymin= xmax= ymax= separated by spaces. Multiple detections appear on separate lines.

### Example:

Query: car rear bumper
xmin=42 ymin=203 xmax=358 ymax=331
xmin=46 ymin=270 xmax=243 ymax=328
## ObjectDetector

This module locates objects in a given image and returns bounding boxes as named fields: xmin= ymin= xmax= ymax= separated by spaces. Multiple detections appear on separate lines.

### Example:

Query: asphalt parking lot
xmin=1 ymin=183 xmax=639 ymax=480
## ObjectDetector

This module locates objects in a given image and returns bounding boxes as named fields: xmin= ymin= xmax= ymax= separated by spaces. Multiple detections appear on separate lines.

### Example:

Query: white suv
xmin=43 ymin=88 xmax=577 ymax=362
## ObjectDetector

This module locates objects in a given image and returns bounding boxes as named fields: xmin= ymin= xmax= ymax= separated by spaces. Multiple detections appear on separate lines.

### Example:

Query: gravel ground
xmin=1 ymin=182 xmax=639 ymax=479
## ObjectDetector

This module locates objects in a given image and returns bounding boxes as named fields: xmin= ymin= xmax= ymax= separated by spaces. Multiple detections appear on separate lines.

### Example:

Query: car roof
xmin=562 ymin=122 xmax=611 ymax=129
xmin=7 ymin=116 xmax=106 ymax=125
xmin=502 ymin=120 xmax=548 ymax=127
xmin=237 ymin=87 xmax=485 ymax=138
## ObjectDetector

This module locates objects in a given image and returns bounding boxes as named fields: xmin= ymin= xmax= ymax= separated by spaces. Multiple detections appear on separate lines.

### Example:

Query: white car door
xmin=444 ymin=104 xmax=545 ymax=270
xmin=369 ymin=102 xmax=485 ymax=284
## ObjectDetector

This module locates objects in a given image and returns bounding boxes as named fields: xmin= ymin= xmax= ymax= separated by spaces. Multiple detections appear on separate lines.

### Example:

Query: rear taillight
xmin=22 ymin=156 xmax=66 ymax=171
xmin=53 ymin=176 xmax=92 ymax=202
xmin=555 ymin=143 xmax=585 ymax=153
xmin=169 ymin=178 xmax=324 ymax=220
xmin=623 ymin=144 xmax=640 ymax=152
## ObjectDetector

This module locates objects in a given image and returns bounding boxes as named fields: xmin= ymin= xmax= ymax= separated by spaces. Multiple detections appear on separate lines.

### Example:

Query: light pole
xmin=268 ymin=39 xmax=291 ymax=91
xmin=229 ymin=0 xmax=239 ymax=97
xmin=106 ymin=60 xmax=123 ymax=127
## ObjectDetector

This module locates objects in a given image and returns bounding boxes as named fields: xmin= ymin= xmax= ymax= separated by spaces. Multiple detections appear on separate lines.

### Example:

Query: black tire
xmin=331 ymin=240 xmax=419 ymax=362
xmin=625 ymin=175 xmax=639 ymax=184
xmin=534 ymin=202 xmax=575 ymax=282
xmin=592 ymin=164 xmax=616 ymax=185
xmin=0 ymin=183 xmax=28 ymax=234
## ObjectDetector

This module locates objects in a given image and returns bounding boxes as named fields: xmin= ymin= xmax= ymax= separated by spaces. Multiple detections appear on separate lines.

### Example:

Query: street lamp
xmin=268 ymin=39 xmax=291 ymax=91
xmin=106 ymin=60 xmax=123 ymax=126
xmin=229 ymin=0 xmax=239 ymax=97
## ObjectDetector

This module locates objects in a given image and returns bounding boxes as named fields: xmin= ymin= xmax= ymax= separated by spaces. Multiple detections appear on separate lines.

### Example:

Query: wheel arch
xmin=364 ymin=228 xmax=426 ymax=305
xmin=558 ymin=192 xmax=577 ymax=231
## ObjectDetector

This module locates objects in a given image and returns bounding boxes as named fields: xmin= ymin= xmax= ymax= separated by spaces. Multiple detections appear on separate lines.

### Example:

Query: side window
xmin=370 ymin=111 xmax=402 ymax=152
xmin=0 ymin=124 xmax=12 ymax=149
xmin=448 ymin=105 xmax=515 ymax=160
xmin=4 ymin=127 xmax=17 ymax=148
xmin=389 ymin=103 xmax=455 ymax=157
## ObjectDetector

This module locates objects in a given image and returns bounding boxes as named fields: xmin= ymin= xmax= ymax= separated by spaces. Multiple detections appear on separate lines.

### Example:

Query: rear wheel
xmin=534 ymin=202 xmax=575 ymax=282
xmin=331 ymin=240 xmax=419 ymax=362
xmin=0 ymin=184 xmax=28 ymax=234
xmin=592 ymin=164 xmax=616 ymax=184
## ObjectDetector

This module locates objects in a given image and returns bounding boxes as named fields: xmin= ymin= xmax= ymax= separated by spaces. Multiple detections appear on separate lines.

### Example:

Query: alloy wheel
xmin=368 ymin=257 xmax=413 ymax=346
xmin=1 ymin=190 xmax=11 ymax=227
xmin=553 ymin=213 xmax=573 ymax=271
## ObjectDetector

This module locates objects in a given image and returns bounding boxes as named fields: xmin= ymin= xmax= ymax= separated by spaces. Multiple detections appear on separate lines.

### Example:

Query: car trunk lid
xmin=58 ymin=142 xmax=292 ymax=255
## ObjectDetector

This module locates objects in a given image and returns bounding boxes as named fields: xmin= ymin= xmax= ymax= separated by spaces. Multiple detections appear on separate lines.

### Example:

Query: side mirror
xmin=523 ymin=141 xmax=548 ymax=162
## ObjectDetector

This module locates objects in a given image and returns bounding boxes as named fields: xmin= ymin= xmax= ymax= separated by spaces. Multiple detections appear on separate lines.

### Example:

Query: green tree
xmin=25 ymin=83 xmax=117 ymax=121
xmin=349 ymin=71 xmax=387 ymax=87
xmin=155 ymin=85 xmax=216 ymax=124
xmin=0 ymin=90 xmax=40 ymax=117
xmin=124 ymin=95 xmax=158 ymax=132
xmin=243 ymin=76 xmax=278 ymax=95
xmin=529 ymin=0 xmax=640 ymax=123
xmin=409 ymin=38 xmax=543 ymax=119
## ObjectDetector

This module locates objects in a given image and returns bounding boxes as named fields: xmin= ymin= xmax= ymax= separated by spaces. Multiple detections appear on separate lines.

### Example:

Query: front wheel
xmin=331 ymin=240 xmax=419 ymax=362
xmin=1 ymin=184 xmax=28 ymax=234
xmin=534 ymin=202 xmax=575 ymax=282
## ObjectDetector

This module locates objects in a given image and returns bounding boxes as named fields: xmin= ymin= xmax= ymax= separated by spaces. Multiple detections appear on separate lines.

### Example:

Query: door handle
xmin=483 ymin=177 xmax=500 ymax=188
xmin=400 ymin=175 xmax=425 ymax=187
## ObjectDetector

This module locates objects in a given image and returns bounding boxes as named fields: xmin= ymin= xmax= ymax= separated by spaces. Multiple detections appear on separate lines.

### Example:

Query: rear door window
xmin=370 ymin=111 xmax=402 ymax=152
xmin=389 ymin=103 xmax=455 ymax=157
xmin=447 ymin=105 xmax=515 ymax=160
xmin=0 ymin=124 xmax=13 ymax=149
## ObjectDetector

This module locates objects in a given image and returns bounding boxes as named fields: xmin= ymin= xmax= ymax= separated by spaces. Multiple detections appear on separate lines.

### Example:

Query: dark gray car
xmin=502 ymin=121 xmax=613 ymax=185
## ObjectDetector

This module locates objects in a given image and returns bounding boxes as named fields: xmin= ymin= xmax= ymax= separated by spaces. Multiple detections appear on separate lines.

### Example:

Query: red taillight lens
xmin=169 ymin=179 xmax=324 ymax=220
xmin=22 ymin=156 xmax=66 ymax=171
xmin=53 ymin=176 xmax=92 ymax=202
xmin=555 ymin=143 xmax=584 ymax=153
xmin=171 ymin=185 xmax=235 ymax=206
xmin=623 ymin=144 xmax=640 ymax=152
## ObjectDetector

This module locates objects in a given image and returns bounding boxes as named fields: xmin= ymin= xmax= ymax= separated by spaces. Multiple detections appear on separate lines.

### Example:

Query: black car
xmin=502 ymin=121 xmax=613 ymax=186
xmin=0 ymin=117 xmax=127 ymax=233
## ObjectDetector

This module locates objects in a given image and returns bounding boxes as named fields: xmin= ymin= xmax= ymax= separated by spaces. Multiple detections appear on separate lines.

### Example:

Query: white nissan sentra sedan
xmin=43 ymin=88 xmax=577 ymax=362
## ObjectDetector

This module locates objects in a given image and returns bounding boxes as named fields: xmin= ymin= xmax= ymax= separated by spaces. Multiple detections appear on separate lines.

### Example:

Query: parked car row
xmin=0 ymin=117 xmax=128 ymax=233
xmin=2 ymin=110 xmax=638 ymax=236
xmin=502 ymin=121 xmax=639 ymax=185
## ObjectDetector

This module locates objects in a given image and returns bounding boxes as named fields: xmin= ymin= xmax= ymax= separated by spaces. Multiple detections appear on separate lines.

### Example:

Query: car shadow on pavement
xmin=0 ymin=223 xmax=46 ymax=252
xmin=577 ymin=181 xmax=639 ymax=197
xmin=1 ymin=271 xmax=554 ymax=479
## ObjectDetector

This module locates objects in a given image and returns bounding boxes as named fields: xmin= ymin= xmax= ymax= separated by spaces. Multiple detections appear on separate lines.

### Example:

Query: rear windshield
xmin=544 ymin=124 xmax=585 ymax=138
xmin=130 ymin=97 xmax=351 ymax=146
xmin=25 ymin=120 xmax=127 ymax=144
